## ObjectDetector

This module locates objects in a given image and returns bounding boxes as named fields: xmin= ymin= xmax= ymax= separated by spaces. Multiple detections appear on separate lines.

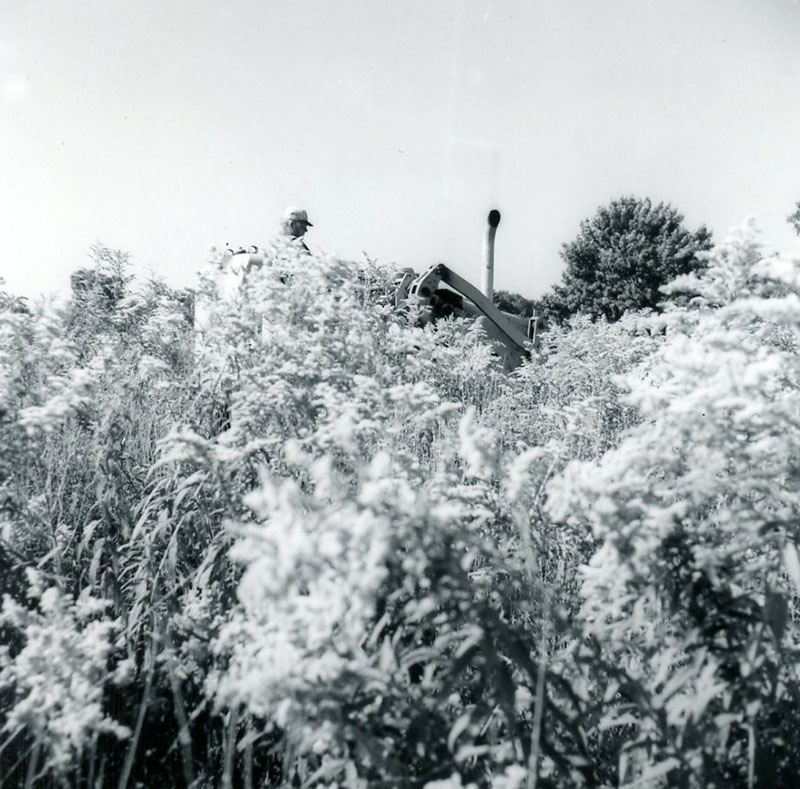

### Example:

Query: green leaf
xmin=782 ymin=542 xmax=800 ymax=594
xmin=447 ymin=713 xmax=472 ymax=753
xmin=764 ymin=589 xmax=788 ymax=643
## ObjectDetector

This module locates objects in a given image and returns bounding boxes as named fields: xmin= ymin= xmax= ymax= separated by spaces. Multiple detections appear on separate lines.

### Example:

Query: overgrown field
xmin=2 ymin=226 xmax=800 ymax=788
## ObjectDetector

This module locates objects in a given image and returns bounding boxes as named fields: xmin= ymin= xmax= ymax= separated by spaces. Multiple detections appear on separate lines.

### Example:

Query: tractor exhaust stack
xmin=482 ymin=209 xmax=501 ymax=300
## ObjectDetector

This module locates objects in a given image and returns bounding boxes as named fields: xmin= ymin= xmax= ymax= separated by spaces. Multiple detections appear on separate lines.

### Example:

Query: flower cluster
xmin=0 ymin=575 xmax=129 ymax=776
xmin=549 ymin=224 xmax=800 ymax=786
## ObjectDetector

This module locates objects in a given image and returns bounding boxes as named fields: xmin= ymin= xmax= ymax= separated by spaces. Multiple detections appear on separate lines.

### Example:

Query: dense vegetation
xmin=788 ymin=201 xmax=800 ymax=237
xmin=1 ymin=223 xmax=800 ymax=788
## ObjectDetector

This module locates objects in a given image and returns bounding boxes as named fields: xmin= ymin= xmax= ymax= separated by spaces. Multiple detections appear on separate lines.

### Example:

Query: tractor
xmin=393 ymin=210 xmax=535 ymax=371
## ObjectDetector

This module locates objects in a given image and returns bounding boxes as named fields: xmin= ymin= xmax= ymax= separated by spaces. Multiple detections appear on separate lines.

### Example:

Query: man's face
xmin=289 ymin=220 xmax=309 ymax=239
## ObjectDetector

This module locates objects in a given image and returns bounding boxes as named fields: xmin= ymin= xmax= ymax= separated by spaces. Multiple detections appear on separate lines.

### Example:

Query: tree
xmin=493 ymin=288 xmax=534 ymax=317
xmin=543 ymin=196 xmax=713 ymax=322
xmin=788 ymin=200 xmax=800 ymax=236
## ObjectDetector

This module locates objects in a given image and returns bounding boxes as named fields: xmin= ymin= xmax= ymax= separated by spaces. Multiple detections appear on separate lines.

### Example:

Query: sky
xmin=1 ymin=0 xmax=800 ymax=301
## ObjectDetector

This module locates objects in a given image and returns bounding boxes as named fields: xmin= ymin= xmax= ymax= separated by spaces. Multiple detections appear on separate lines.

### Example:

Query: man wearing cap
xmin=209 ymin=207 xmax=314 ymax=311
xmin=279 ymin=206 xmax=313 ymax=253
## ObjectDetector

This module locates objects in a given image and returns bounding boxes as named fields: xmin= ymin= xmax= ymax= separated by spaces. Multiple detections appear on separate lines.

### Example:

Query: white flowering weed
xmin=0 ymin=579 xmax=129 ymax=776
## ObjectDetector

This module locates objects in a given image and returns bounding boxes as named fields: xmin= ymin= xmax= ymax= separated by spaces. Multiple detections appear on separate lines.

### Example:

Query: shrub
xmin=0 ymin=575 xmax=129 ymax=783
xmin=548 ymin=223 xmax=800 ymax=787
xmin=7 ymin=227 xmax=797 ymax=787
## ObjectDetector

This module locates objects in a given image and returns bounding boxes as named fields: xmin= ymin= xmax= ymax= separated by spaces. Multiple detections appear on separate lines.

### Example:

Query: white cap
xmin=283 ymin=206 xmax=313 ymax=226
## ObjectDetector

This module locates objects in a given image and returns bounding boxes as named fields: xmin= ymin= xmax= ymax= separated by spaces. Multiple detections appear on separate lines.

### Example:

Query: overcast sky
xmin=2 ymin=0 xmax=799 ymax=300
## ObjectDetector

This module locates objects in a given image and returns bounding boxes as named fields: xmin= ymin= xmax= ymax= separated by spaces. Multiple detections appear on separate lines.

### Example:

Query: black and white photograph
xmin=2 ymin=1 xmax=800 ymax=786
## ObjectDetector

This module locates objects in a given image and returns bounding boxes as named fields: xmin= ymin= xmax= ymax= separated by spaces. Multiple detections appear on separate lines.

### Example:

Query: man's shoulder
xmin=271 ymin=235 xmax=311 ymax=254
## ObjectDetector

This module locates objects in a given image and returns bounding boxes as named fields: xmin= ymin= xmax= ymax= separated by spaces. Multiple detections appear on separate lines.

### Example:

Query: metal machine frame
xmin=396 ymin=262 xmax=534 ymax=371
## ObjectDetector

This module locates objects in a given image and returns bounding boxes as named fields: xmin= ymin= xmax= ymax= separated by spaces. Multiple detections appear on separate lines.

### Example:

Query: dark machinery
xmin=394 ymin=210 xmax=535 ymax=371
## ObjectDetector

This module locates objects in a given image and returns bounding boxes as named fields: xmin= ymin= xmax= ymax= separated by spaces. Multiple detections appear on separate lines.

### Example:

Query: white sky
xmin=2 ymin=0 xmax=799 ymax=299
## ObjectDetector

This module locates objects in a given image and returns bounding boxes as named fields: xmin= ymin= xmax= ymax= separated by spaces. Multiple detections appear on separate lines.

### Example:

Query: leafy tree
xmin=788 ymin=200 xmax=800 ymax=236
xmin=543 ymin=196 xmax=713 ymax=322
xmin=493 ymin=288 xmax=534 ymax=317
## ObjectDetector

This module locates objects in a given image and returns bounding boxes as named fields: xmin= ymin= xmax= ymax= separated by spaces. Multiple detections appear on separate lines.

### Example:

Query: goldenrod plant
xmin=1 ymin=228 xmax=798 ymax=787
